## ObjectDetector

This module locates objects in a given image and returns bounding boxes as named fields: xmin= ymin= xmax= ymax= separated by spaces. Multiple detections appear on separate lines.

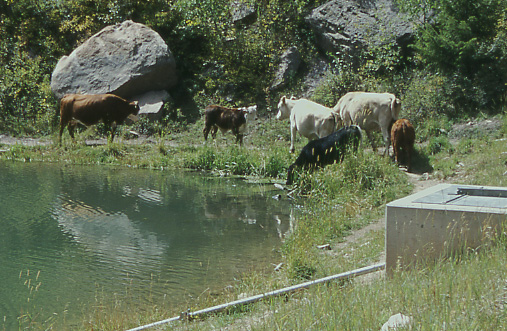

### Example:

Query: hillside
xmin=1 ymin=0 xmax=506 ymax=138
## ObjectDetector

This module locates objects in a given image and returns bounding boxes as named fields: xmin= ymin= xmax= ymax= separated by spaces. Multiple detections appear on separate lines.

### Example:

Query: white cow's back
xmin=334 ymin=91 xmax=401 ymax=155
xmin=293 ymin=99 xmax=334 ymax=117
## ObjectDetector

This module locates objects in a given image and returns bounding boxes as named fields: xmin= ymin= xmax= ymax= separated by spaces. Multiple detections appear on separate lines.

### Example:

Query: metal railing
xmin=126 ymin=263 xmax=385 ymax=331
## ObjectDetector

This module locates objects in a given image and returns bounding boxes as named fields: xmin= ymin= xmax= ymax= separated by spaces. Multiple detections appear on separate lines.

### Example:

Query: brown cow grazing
xmin=390 ymin=118 xmax=416 ymax=171
xmin=59 ymin=93 xmax=139 ymax=144
xmin=203 ymin=105 xmax=248 ymax=145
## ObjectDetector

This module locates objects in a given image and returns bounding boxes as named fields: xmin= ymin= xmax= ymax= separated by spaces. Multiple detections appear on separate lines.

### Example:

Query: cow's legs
xmin=59 ymin=119 xmax=67 ymax=144
xmin=67 ymin=121 xmax=77 ymax=141
xmin=365 ymin=130 xmax=377 ymax=152
xmin=211 ymin=126 xmax=218 ymax=139
xmin=290 ymin=123 xmax=298 ymax=153
xmin=110 ymin=122 xmax=117 ymax=142
xmin=102 ymin=121 xmax=114 ymax=143
xmin=393 ymin=141 xmax=401 ymax=165
xmin=381 ymin=129 xmax=390 ymax=156
xmin=406 ymin=146 xmax=413 ymax=171
xmin=203 ymin=125 xmax=211 ymax=141
xmin=236 ymin=133 xmax=244 ymax=145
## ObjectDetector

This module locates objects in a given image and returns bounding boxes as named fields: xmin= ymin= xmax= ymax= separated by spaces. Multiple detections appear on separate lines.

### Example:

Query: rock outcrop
xmin=51 ymin=20 xmax=177 ymax=102
xmin=305 ymin=0 xmax=414 ymax=58
xmin=270 ymin=47 xmax=302 ymax=91
xmin=133 ymin=90 xmax=171 ymax=121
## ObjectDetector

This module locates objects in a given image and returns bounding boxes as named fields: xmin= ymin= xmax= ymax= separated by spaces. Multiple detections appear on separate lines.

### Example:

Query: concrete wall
xmin=386 ymin=184 xmax=506 ymax=275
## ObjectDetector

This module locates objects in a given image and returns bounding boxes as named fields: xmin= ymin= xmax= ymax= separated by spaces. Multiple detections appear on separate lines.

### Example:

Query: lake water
xmin=0 ymin=162 xmax=293 ymax=329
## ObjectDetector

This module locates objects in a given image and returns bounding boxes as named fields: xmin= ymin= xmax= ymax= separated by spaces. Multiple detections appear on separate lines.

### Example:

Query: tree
xmin=399 ymin=0 xmax=507 ymax=112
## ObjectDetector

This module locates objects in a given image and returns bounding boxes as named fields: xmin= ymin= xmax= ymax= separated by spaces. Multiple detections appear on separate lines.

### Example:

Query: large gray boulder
xmin=51 ymin=20 xmax=177 ymax=100
xmin=305 ymin=0 xmax=414 ymax=58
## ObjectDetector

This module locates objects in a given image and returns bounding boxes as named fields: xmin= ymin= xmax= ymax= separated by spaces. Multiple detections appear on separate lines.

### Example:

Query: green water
xmin=0 ymin=162 xmax=292 ymax=329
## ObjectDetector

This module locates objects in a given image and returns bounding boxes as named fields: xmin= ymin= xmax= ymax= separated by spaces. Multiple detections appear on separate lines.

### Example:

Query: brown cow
xmin=203 ymin=105 xmax=248 ymax=145
xmin=59 ymin=93 xmax=139 ymax=143
xmin=390 ymin=118 xmax=416 ymax=171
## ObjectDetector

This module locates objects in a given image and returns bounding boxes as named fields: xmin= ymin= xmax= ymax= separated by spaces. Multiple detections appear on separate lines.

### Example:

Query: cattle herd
xmin=57 ymin=91 xmax=415 ymax=184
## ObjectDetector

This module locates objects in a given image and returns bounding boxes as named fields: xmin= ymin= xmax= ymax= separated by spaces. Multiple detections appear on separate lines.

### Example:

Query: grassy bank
xmin=2 ymin=115 xmax=507 ymax=330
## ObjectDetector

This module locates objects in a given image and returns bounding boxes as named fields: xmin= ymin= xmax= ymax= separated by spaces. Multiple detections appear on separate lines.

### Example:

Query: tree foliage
xmin=397 ymin=0 xmax=507 ymax=114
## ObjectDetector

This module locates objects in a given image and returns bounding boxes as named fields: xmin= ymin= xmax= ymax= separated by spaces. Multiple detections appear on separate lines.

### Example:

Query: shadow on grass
xmin=408 ymin=147 xmax=433 ymax=175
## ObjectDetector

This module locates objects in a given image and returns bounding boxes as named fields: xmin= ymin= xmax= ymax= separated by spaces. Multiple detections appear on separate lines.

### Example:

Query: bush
xmin=0 ymin=54 xmax=58 ymax=136
xmin=426 ymin=136 xmax=454 ymax=155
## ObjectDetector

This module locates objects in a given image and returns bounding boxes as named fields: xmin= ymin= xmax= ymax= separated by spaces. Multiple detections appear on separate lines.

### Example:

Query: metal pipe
xmin=126 ymin=263 xmax=385 ymax=331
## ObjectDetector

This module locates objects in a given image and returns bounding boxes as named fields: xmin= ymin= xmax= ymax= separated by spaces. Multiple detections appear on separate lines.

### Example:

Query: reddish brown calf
xmin=203 ymin=105 xmax=247 ymax=145
xmin=390 ymin=118 xmax=416 ymax=171
xmin=59 ymin=93 xmax=139 ymax=143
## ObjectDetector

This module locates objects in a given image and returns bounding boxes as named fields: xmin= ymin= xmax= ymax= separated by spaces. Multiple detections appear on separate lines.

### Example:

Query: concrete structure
xmin=386 ymin=184 xmax=507 ymax=274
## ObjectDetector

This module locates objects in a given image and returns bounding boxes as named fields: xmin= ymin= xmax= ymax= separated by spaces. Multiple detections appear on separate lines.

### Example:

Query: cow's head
xmin=241 ymin=105 xmax=257 ymax=122
xmin=276 ymin=96 xmax=292 ymax=120
xmin=129 ymin=101 xmax=140 ymax=115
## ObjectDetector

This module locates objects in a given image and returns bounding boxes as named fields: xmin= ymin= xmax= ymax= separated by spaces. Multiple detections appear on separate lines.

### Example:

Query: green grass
xmin=2 ymin=115 xmax=507 ymax=330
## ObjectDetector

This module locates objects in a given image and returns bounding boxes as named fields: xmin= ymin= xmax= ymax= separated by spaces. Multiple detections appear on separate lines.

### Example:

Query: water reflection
xmin=53 ymin=195 xmax=168 ymax=275
xmin=0 ymin=162 xmax=294 ymax=329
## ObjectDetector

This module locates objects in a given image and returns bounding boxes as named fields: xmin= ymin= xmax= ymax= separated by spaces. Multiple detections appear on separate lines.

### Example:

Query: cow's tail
xmin=391 ymin=96 xmax=401 ymax=120
xmin=58 ymin=95 xmax=68 ymax=117
xmin=59 ymin=95 xmax=77 ymax=129
xmin=352 ymin=125 xmax=363 ymax=144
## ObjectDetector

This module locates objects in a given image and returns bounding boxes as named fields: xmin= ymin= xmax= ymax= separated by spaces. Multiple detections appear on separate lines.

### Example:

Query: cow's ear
xmin=282 ymin=96 xmax=286 ymax=104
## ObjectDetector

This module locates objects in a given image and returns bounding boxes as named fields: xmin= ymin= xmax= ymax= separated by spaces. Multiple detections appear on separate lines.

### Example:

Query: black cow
xmin=286 ymin=125 xmax=362 ymax=185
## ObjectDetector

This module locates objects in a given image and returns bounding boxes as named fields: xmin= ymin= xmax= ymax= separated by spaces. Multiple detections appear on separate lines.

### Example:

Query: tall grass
xmin=282 ymin=150 xmax=410 ymax=280
xmin=184 ymin=144 xmax=291 ymax=178
xmin=255 ymin=241 xmax=507 ymax=330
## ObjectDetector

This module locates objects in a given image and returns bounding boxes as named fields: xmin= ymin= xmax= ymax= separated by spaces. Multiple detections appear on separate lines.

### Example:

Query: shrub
xmin=426 ymin=136 xmax=454 ymax=155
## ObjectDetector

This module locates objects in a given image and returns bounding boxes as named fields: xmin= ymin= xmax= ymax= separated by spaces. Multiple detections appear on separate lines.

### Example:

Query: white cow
xmin=334 ymin=92 xmax=401 ymax=156
xmin=276 ymin=96 xmax=342 ymax=153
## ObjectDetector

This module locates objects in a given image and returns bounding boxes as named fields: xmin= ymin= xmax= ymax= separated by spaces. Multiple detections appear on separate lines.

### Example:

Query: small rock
xmin=419 ymin=173 xmax=429 ymax=181
xmin=273 ymin=262 xmax=284 ymax=271
xmin=274 ymin=183 xmax=285 ymax=191
xmin=128 ymin=130 xmax=140 ymax=138
xmin=381 ymin=313 xmax=413 ymax=331
xmin=133 ymin=90 xmax=171 ymax=121
xmin=317 ymin=244 xmax=331 ymax=250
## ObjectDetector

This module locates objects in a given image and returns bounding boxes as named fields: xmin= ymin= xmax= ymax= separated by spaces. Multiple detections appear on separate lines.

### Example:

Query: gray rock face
xmin=51 ymin=20 xmax=177 ymax=100
xmin=305 ymin=0 xmax=414 ymax=57
xmin=231 ymin=1 xmax=257 ymax=26
xmin=133 ymin=90 xmax=171 ymax=121
xmin=270 ymin=47 xmax=302 ymax=91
